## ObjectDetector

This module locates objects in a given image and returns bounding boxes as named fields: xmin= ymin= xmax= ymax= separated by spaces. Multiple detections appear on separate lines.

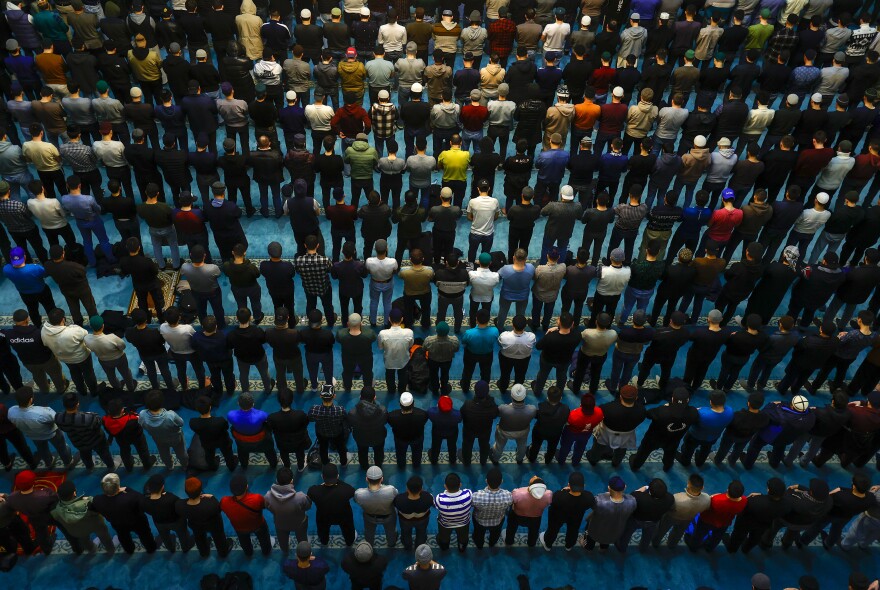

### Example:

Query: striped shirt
xmin=434 ymin=489 xmax=473 ymax=528
xmin=472 ymin=487 xmax=513 ymax=527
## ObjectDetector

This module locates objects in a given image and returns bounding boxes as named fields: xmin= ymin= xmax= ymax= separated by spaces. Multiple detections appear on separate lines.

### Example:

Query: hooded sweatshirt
xmin=705 ymin=148 xmax=738 ymax=184
xmin=619 ymin=25 xmax=648 ymax=59
xmin=480 ymin=63 xmax=505 ymax=100
xmin=264 ymin=483 xmax=312 ymax=531
xmin=430 ymin=102 xmax=460 ymax=129
xmin=347 ymin=400 xmax=388 ymax=447
xmin=626 ymin=101 xmax=659 ymax=139
xmin=433 ymin=20 xmax=462 ymax=55
xmin=338 ymin=59 xmax=367 ymax=95
xmin=41 ymin=323 xmax=91 ymax=364
xmin=137 ymin=408 xmax=185 ymax=443
xmin=816 ymin=153 xmax=855 ymax=190
xmin=344 ymin=140 xmax=379 ymax=180
xmin=679 ymin=147 xmax=711 ymax=183
xmin=235 ymin=0 xmax=264 ymax=60
xmin=50 ymin=495 xmax=108 ymax=537
xmin=0 ymin=140 xmax=29 ymax=176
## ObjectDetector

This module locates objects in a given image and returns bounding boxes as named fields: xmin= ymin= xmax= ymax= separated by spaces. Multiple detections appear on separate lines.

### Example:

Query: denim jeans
xmin=461 ymin=128 xmax=484 ymax=152
xmin=555 ymin=428 xmax=593 ymax=465
xmin=33 ymin=429 xmax=73 ymax=467
xmin=75 ymin=218 xmax=116 ymax=266
xmin=468 ymin=232 xmax=494 ymax=263
xmin=808 ymin=230 xmax=845 ymax=264
xmin=3 ymin=170 xmax=34 ymax=201
xmin=619 ymin=286 xmax=655 ymax=324
xmin=606 ymin=348 xmax=640 ymax=392
xmin=540 ymin=235 xmax=570 ymax=264
xmin=495 ymin=295 xmax=527 ymax=328
xmin=369 ymin=280 xmax=394 ymax=326
xmin=149 ymin=226 xmax=180 ymax=269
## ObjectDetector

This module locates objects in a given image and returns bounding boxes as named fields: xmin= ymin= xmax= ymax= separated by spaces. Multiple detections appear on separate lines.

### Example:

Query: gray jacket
xmin=0 ymin=139 xmax=29 ymax=176
xmin=264 ymin=483 xmax=312 ymax=530
xmin=497 ymin=402 xmax=537 ymax=433
xmin=138 ymin=408 xmax=185 ymax=443
xmin=705 ymin=149 xmax=738 ymax=184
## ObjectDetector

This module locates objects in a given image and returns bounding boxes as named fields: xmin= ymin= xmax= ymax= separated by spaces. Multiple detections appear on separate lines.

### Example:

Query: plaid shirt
xmin=370 ymin=103 xmax=398 ymax=139
xmin=59 ymin=141 xmax=99 ymax=173
xmin=308 ymin=403 xmax=346 ymax=437
xmin=766 ymin=26 xmax=798 ymax=61
xmin=472 ymin=487 xmax=514 ymax=527
xmin=295 ymin=253 xmax=333 ymax=295
xmin=0 ymin=198 xmax=36 ymax=233
xmin=488 ymin=18 xmax=517 ymax=57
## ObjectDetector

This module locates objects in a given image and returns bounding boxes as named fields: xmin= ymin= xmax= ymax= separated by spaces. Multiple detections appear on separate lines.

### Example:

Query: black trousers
xmin=403 ymin=292 xmax=432 ymax=329
xmin=234 ymin=436 xmax=278 ymax=469
xmin=316 ymin=518 xmax=356 ymax=546
xmin=317 ymin=433 xmax=348 ymax=465
xmin=43 ymin=223 xmax=78 ymax=247
xmin=10 ymin=227 xmax=48 ymax=261
xmin=133 ymin=281 xmax=166 ymax=322
xmin=505 ymin=512 xmax=541 ymax=546
xmin=436 ymin=523 xmax=469 ymax=551
xmin=19 ymin=285 xmax=56 ymax=325
xmin=394 ymin=436 xmax=423 ymax=467
xmin=433 ymin=229 xmax=456 ymax=265
xmin=629 ymin=434 xmax=683 ymax=471
xmin=461 ymin=350 xmax=492 ymax=391
xmin=277 ymin=444 xmax=306 ymax=471
xmin=472 ymin=519 xmax=504 ymax=549
xmin=508 ymin=226 xmax=533 ymax=261
xmin=543 ymin=512 xmax=583 ymax=549
xmin=274 ymin=355 xmax=306 ymax=395
xmin=526 ymin=430 xmax=562 ymax=464
xmin=461 ymin=430 xmax=491 ymax=465
xmin=115 ymin=518 xmax=158 ymax=554
xmin=590 ymin=292 xmax=620 ymax=327
xmin=115 ymin=431 xmax=153 ymax=472
xmin=356 ymin=444 xmax=384 ymax=469
xmin=637 ymin=352 xmax=674 ymax=391
xmin=342 ymin=353 xmax=373 ymax=392
xmin=202 ymin=435 xmax=237 ymax=471
xmin=205 ymin=360 xmax=236 ymax=396
xmin=429 ymin=431 xmax=457 ymax=464
xmin=0 ymin=428 xmax=35 ymax=467
xmin=0 ymin=514 xmax=37 ymax=555
xmin=427 ymin=358 xmax=452 ymax=395
xmin=191 ymin=521 xmax=230 ymax=557
xmin=497 ymin=353 xmax=529 ymax=392
xmin=236 ymin=521 xmax=272 ymax=556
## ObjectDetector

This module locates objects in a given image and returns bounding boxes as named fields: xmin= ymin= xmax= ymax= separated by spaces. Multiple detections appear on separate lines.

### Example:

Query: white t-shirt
xmin=467 ymin=196 xmax=500 ymax=236
xmin=365 ymin=256 xmax=398 ymax=281
xmin=304 ymin=104 xmax=335 ymax=132
xmin=468 ymin=268 xmax=500 ymax=302
xmin=542 ymin=22 xmax=571 ymax=52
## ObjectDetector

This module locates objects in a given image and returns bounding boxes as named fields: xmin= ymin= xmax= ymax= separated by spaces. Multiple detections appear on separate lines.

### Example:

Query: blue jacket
xmin=535 ymin=149 xmax=571 ymax=182
xmin=181 ymin=93 xmax=219 ymax=133
xmin=155 ymin=104 xmax=186 ymax=132
xmin=3 ymin=263 xmax=47 ymax=294
xmin=191 ymin=330 xmax=231 ymax=362
xmin=3 ymin=55 xmax=39 ymax=85
xmin=598 ymin=152 xmax=630 ymax=182
xmin=678 ymin=206 xmax=713 ymax=237
xmin=228 ymin=408 xmax=270 ymax=436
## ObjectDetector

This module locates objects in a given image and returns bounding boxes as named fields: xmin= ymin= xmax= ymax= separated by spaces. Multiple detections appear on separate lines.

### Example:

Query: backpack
xmin=405 ymin=344 xmax=429 ymax=394
xmin=101 ymin=309 xmax=133 ymax=338
xmin=177 ymin=285 xmax=198 ymax=324
xmin=489 ymin=251 xmax=507 ymax=272
xmin=418 ymin=230 xmax=433 ymax=263
xmin=97 ymin=383 xmax=144 ymax=412
xmin=187 ymin=433 xmax=210 ymax=472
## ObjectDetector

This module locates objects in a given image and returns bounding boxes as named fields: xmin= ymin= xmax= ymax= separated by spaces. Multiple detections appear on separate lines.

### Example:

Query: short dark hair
xmin=445 ymin=472 xmax=461 ymax=492
xmin=406 ymin=475 xmax=423 ymax=494
xmin=145 ymin=390 xmax=165 ymax=411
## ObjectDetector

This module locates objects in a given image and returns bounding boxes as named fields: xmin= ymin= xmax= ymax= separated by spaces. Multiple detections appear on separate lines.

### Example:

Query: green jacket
xmin=343 ymin=140 xmax=379 ymax=180
xmin=50 ymin=495 xmax=108 ymax=537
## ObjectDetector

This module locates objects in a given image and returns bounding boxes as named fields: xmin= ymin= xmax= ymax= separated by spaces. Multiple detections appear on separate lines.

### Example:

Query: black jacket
xmin=387 ymin=408 xmax=429 ymax=441
xmin=155 ymin=147 xmax=192 ymax=184
xmin=720 ymin=259 xmax=764 ymax=302
xmin=460 ymin=397 xmax=499 ymax=435
xmin=532 ymin=401 xmax=570 ymax=438
xmin=836 ymin=264 xmax=880 ymax=304
xmin=55 ymin=411 xmax=107 ymax=449
xmin=347 ymin=401 xmax=388 ymax=447
xmin=267 ymin=408 xmax=311 ymax=450
xmin=643 ymin=402 xmax=699 ymax=442
xmin=162 ymin=54 xmax=192 ymax=98
xmin=791 ymin=264 xmax=845 ymax=309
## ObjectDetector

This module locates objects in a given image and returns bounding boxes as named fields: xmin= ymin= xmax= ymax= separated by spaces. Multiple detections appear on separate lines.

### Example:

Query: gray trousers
xmin=67 ymin=519 xmax=114 ymax=553
xmin=363 ymin=513 xmax=398 ymax=548
xmin=25 ymin=356 xmax=66 ymax=393
xmin=148 ymin=433 xmax=189 ymax=469
xmin=491 ymin=427 xmax=529 ymax=462
xmin=98 ymin=354 xmax=136 ymax=391
xmin=841 ymin=513 xmax=880 ymax=550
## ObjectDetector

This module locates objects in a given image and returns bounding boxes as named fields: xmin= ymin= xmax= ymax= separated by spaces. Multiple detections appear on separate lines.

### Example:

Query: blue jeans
xmin=555 ymin=428 xmax=592 ymax=465
xmin=606 ymin=348 xmax=640 ymax=392
xmin=3 ymin=170 xmax=34 ymax=201
xmin=468 ymin=232 xmax=494 ymax=263
xmin=75 ymin=218 xmax=116 ymax=266
xmin=540 ymin=235 xmax=570 ymax=264
xmin=808 ymin=230 xmax=845 ymax=264
xmin=620 ymin=286 xmax=655 ymax=324
xmin=671 ymin=178 xmax=698 ymax=208
xmin=149 ymin=226 xmax=180 ymax=269
xmin=33 ymin=429 xmax=73 ymax=467
xmin=369 ymin=279 xmax=394 ymax=326
xmin=461 ymin=128 xmax=484 ymax=152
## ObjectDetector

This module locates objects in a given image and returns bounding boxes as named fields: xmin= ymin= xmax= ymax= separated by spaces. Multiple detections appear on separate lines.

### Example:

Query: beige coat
xmin=625 ymin=101 xmax=659 ymax=139
xmin=236 ymin=0 xmax=263 ymax=60
xmin=542 ymin=102 xmax=575 ymax=150
xmin=479 ymin=63 xmax=505 ymax=104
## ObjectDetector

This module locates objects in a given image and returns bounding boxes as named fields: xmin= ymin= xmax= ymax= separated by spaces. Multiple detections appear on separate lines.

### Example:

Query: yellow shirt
xmin=437 ymin=148 xmax=470 ymax=182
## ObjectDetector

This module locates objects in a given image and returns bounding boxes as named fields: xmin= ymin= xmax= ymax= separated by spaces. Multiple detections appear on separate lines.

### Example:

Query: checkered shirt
xmin=0 ymin=198 xmax=36 ymax=233
xmin=472 ymin=486 xmax=514 ymax=527
xmin=59 ymin=141 xmax=99 ymax=173
xmin=766 ymin=27 xmax=798 ymax=61
xmin=294 ymin=253 xmax=333 ymax=295
xmin=488 ymin=18 xmax=517 ymax=57
xmin=308 ymin=403 xmax=346 ymax=437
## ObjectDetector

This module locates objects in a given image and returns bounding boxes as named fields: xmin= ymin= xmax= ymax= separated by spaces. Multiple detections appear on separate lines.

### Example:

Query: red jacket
xmin=330 ymin=103 xmax=372 ymax=137
xmin=847 ymin=152 xmax=880 ymax=183
xmin=220 ymin=493 xmax=266 ymax=533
